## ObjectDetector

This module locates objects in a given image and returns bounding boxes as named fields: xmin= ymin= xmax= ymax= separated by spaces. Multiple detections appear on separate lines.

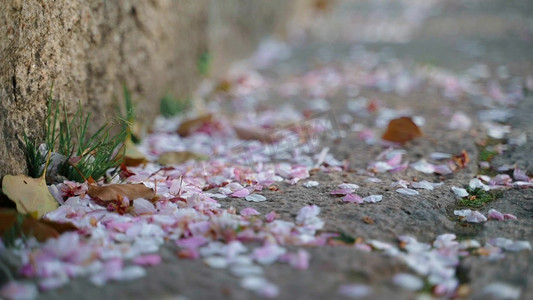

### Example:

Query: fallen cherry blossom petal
xmin=488 ymin=209 xmax=504 ymax=221
xmin=253 ymin=244 xmax=287 ymax=265
xmin=241 ymin=276 xmax=279 ymax=298
xmin=467 ymin=211 xmax=487 ymax=223
xmin=503 ymin=213 xmax=517 ymax=220
xmin=132 ymin=254 xmax=162 ymax=266
xmin=232 ymin=188 xmax=251 ymax=198
xmin=481 ymin=282 xmax=521 ymax=300
xmin=343 ymin=194 xmax=363 ymax=203
xmin=338 ymin=284 xmax=372 ymax=298
xmin=241 ymin=207 xmax=261 ymax=217
xmin=133 ymin=198 xmax=156 ymax=215
xmin=245 ymin=194 xmax=267 ymax=202
xmin=452 ymin=186 xmax=469 ymax=197
xmin=454 ymin=209 xmax=487 ymax=223
xmin=265 ymin=211 xmax=277 ymax=222
xmin=303 ymin=181 xmax=319 ymax=187
xmin=338 ymin=183 xmax=360 ymax=189
xmin=204 ymin=256 xmax=229 ymax=269
xmin=393 ymin=273 xmax=424 ymax=291
xmin=284 ymin=249 xmax=310 ymax=270
xmin=396 ymin=188 xmax=419 ymax=196
xmin=363 ymin=195 xmax=382 ymax=203
xmin=411 ymin=160 xmax=435 ymax=173
xmin=469 ymin=178 xmax=489 ymax=191
xmin=0 ymin=281 xmax=38 ymax=300
xmin=429 ymin=152 xmax=452 ymax=160
xmin=513 ymin=168 xmax=530 ymax=182
xmin=176 ymin=236 xmax=208 ymax=249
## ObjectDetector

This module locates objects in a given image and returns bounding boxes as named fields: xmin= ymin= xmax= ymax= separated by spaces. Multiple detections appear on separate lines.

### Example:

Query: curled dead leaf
xmin=121 ymin=138 xmax=148 ymax=167
xmin=177 ymin=114 xmax=213 ymax=137
xmin=382 ymin=116 xmax=422 ymax=144
xmin=2 ymin=174 xmax=59 ymax=218
xmin=157 ymin=151 xmax=207 ymax=165
xmin=0 ymin=209 xmax=78 ymax=242
xmin=362 ymin=216 xmax=374 ymax=224
xmin=88 ymin=184 xmax=154 ymax=202
xmin=233 ymin=125 xmax=278 ymax=143
xmin=452 ymin=150 xmax=470 ymax=169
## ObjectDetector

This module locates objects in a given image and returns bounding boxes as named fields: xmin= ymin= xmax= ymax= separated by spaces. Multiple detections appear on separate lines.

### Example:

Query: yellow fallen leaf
xmin=87 ymin=184 xmax=155 ymax=202
xmin=2 ymin=174 xmax=59 ymax=218
xmin=157 ymin=151 xmax=207 ymax=165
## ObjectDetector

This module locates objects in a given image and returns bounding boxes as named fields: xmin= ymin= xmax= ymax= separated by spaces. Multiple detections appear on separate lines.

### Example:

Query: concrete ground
xmin=37 ymin=0 xmax=532 ymax=299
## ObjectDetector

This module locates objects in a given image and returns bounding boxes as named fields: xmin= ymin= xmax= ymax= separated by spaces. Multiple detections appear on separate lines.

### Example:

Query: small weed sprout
xmin=457 ymin=186 xmax=502 ymax=208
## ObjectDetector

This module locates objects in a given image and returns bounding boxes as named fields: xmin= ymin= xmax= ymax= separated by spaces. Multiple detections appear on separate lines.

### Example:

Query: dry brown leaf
xmin=452 ymin=149 xmax=470 ymax=169
xmin=0 ymin=209 xmax=78 ymax=242
xmin=87 ymin=184 xmax=154 ymax=202
xmin=382 ymin=116 xmax=423 ymax=144
xmin=233 ymin=125 xmax=278 ymax=143
xmin=121 ymin=138 xmax=148 ymax=167
xmin=177 ymin=114 xmax=213 ymax=137
xmin=2 ymin=174 xmax=59 ymax=218
xmin=362 ymin=216 xmax=374 ymax=224
xmin=157 ymin=151 xmax=207 ymax=165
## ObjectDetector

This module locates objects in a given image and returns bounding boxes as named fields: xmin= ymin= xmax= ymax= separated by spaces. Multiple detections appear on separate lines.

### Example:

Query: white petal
xmin=396 ymin=188 xmax=419 ymax=196
xmin=363 ymin=195 xmax=383 ymax=203
xmin=393 ymin=273 xmax=424 ymax=291
xmin=245 ymin=194 xmax=267 ymax=202
xmin=452 ymin=186 xmax=469 ymax=197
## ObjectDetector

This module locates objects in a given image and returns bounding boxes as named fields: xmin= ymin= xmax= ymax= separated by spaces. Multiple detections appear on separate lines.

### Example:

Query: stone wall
xmin=0 ymin=0 xmax=316 ymax=178
xmin=0 ymin=0 xmax=208 ymax=177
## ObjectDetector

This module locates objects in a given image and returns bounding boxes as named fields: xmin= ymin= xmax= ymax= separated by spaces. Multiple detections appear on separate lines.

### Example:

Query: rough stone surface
xmin=208 ymin=0 xmax=294 ymax=77
xmin=0 ymin=0 xmax=208 ymax=178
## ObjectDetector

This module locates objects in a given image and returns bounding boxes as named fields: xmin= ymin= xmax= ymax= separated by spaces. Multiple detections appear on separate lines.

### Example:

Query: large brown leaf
xmin=0 ymin=209 xmax=78 ymax=242
xmin=157 ymin=151 xmax=207 ymax=165
xmin=382 ymin=116 xmax=423 ymax=144
xmin=177 ymin=114 xmax=213 ymax=137
xmin=88 ymin=184 xmax=155 ymax=201
xmin=233 ymin=125 xmax=278 ymax=144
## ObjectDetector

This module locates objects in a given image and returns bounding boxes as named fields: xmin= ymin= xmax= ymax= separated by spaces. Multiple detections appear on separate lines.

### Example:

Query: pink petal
xmin=265 ymin=211 xmax=278 ymax=222
xmin=188 ymin=221 xmax=211 ymax=236
xmin=241 ymin=207 xmax=261 ymax=217
xmin=488 ymin=209 xmax=504 ymax=221
xmin=253 ymin=244 xmax=286 ymax=265
xmin=176 ymin=236 xmax=208 ymax=249
xmin=513 ymin=168 xmax=530 ymax=182
xmin=231 ymin=188 xmax=251 ymax=198
xmin=133 ymin=254 xmax=162 ymax=266
xmin=0 ymin=282 xmax=38 ymax=300
xmin=343 ymin=193 xmax=363 ymax=203
xmin=386 ymin=153 xmax=403 ymax=167
xmin=288 ymin=249 xmax=310 ymax=270
xmin=503 ymin=213 xmax=517 ymax=220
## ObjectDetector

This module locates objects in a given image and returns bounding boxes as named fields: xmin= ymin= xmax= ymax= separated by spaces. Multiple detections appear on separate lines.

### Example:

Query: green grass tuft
xmin=457 ymin=186 xmax=502 ymax=208
xmin=23 ymin=87 xmax=133 ymax=182
xmin=159 ymin=94 xmax=190 ymax=118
